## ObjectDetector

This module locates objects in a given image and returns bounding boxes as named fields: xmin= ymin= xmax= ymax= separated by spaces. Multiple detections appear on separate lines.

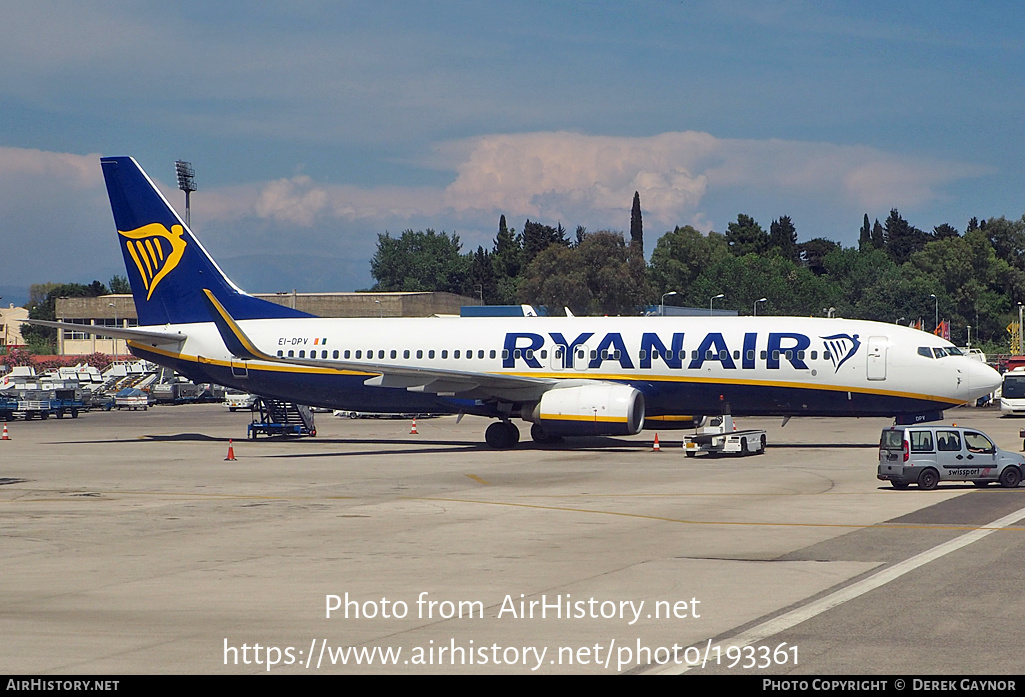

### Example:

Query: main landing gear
xmin=485 ymin=420 xmax=520 ymax=449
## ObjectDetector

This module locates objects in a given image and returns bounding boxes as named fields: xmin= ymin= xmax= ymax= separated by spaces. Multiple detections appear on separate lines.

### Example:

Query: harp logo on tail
xmin=119 ymin=223 xmax=187 ymax=301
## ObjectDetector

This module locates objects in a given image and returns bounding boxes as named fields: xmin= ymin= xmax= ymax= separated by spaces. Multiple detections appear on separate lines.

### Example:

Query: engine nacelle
xmin=525 ymin=384 xmax=645 ymax=437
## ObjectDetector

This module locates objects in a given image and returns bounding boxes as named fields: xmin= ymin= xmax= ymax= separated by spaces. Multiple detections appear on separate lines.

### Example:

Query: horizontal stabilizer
xmin=24 ymin=319 xmax=187 ymax=345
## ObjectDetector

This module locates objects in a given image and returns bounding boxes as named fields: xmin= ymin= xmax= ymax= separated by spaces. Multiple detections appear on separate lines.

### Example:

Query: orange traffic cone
xmin=1 ymin=423 xmax=8 ymax=440
xmin=410 ymin=418 xmax=418 ymax=434
xmin=224 ymin=439 xmax=236 ymax=461
xmin=652 ymin=433 xmax=661 ymax=452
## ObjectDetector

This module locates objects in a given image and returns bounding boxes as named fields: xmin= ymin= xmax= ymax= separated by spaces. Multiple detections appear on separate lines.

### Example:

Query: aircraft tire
xmin=918 ymin=468 xmax=939 ymax=491
xmin=486 ymin=421 xmax=517 ymax=449
xmin=1000 ymin=466 xmax=1022 ymax=488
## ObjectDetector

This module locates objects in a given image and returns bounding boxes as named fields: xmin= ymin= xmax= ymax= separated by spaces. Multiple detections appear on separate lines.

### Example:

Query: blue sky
xmin=2 ymin=1 xmax=1023 ymax=307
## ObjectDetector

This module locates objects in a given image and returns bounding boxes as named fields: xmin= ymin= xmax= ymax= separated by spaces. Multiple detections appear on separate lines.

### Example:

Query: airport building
xmin=53 ymin=291 xmax=476 ymax=356
xmin=0 ymin=304 xmax=29 ymax=349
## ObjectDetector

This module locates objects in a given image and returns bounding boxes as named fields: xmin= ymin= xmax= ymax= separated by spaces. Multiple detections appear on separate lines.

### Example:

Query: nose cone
xmin=966 ymin=359 xmax=1001 ymax=400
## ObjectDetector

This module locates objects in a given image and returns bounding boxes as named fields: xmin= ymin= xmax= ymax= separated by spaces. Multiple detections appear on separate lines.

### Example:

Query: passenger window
xmin=810 ymin=351 xmax=817 ymax=360
xmin=639 ymin=350 xmax=648 ymax=360
xmin=910 ymin=431 xmax=934 ymax=452
xmin=478 ymin=350 xmax=485 ymax=359
xmin=288 ymin=350 xmax=294 ymax=358
xmin=403 ymin=350 xmax=410 ymax=359
xmin=733 ymin=351 xmax=740 ymax=360
xmin=378 ymin=350 xmax=385 ymax=359
xmin=454 ymin=350 xmax=461 ymax=359
xmin=277 ymin=350 xmax=283 ymax=357
xmin=540 ymin=350 xmax=547 ymax=359
xmin=344 ymin=350 xmax=350 ymax=359
xmin=442 ymin=350 xmax=449 ymax=359
xmin=322 ymin=350 xmax=328 ymax=359
xmin=747 ymin=350 xmax=755 ymax=361
xmin=416 ymin=350 xmax=423 ymax=359
xmin=936 ymin=431 xmax=962 ymax=452
xmin=429 ymin=350 xmax=436 ymax=359
xmin=333 ymin=350 xmax=339 ymax=359
xmin=355 ymin=350 xmax=362 ymax=359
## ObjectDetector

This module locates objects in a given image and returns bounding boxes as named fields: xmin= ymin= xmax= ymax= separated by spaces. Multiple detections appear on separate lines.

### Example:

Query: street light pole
xmin=754 ymin=297 xmax=767 ymax=316
xmin=661 ymin=291 xmax=678 ymax=316
xmin=930 ymin=293 xmax=938 ymax=334
xmin=709 ymin=293 xmax=724 ymax=316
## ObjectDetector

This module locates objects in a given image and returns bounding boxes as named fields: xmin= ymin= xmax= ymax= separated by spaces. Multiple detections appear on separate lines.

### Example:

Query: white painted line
xmin=657 ymin=504 xmax=1025 ymax=674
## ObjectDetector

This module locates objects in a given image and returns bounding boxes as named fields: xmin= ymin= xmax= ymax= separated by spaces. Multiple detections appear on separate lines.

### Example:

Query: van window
xmin=936 ymin=430 xmax=961 ymax=452
xmin=881 ymin=430 xmax=904 ymax=449
xmin=964 ymin=431 xmax=995 ymax=453
xmin=910 ymin=431 xmax=934 ymax=452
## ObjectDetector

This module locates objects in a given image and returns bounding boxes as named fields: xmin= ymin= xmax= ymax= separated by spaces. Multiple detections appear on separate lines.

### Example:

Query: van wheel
xmin=1000 ymin=467 xmax=1022 ymax=488
xmin=741 ymin=438 xmax=748 ymax=454
xmin=891 ymin=480 xmax=910 ymax=489
xmin=918 ymin=468 xmax=940 ymax=490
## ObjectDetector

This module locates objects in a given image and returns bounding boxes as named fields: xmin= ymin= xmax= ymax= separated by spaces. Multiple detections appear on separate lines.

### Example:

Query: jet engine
xmin=523 ymin=384 xmax=645 ymax=437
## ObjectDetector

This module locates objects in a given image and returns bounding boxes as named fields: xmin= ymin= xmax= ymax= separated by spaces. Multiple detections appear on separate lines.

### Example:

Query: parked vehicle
xmin=878 ymin=424 xmax=1025 ymax=489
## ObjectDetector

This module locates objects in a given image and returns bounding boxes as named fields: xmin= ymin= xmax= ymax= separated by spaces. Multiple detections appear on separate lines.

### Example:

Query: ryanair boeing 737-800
xmin=30 ymin=157 xmax=1002 ymax=448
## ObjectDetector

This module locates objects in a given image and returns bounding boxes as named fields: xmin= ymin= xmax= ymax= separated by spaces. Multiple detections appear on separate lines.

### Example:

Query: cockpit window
xmin=932 ymin=347 xmax=948 ymax=359
xmin=946 ymin=347 xmax=963 ymax=356
xmin=918 ymin=347 xmax=933 ymax=358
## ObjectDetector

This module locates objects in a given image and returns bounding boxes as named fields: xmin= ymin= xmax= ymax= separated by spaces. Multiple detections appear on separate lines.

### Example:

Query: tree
xmin=768 ymin=215 xmax=798 ymax=262
xmin=859 ymin=214 xmax=872 ymax=251
xmin=648 ymin=225 xmax=730 ymax=298
xmin=519 ymin=231 xmax=652 ymax=315
xmin=884 ymin=208 xmax=931 ymax=264
xmin=521 ymin=219 xmax=569 ymax=265
xmin=368 ymin=229 xmax=469 ymax=294
xmin=109 ymin=275 xmax=132 ymax=294
xmin=630 ymin=191 xmax=643 ymax=254
xmin=797 ymin=238 xmax=840 ymax=275
xmin=726 ymin=214 xmax=768 ymax=256
xmin=467 ymin=246 xmax=495 ymax=304
xmin=491 ymin=215 xmax=523 ymax=304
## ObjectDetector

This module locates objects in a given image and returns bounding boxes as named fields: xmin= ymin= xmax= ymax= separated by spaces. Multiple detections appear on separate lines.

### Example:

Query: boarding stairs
xmin=248 ymin=399 xmax=317 ymax=438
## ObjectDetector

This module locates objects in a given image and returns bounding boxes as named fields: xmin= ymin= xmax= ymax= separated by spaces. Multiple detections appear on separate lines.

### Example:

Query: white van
xmin=1000 ymin=367 xmax=1025 ymax=416
xmin=877 ymin=425 xmax=1024 ymax=489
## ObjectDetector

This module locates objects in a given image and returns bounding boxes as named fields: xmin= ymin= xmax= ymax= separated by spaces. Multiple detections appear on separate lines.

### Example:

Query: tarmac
xmin=3 ymin=404 xmax=1025 ymax=675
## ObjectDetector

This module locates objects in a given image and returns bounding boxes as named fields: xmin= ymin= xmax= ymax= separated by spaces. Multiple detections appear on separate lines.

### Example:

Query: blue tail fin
xmin=100 ymin=156 xmax=312 ymax=326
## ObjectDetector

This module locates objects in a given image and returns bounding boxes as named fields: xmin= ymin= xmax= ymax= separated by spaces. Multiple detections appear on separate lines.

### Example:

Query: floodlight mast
xmin=174 ymin=159 xmax=196 ymax=226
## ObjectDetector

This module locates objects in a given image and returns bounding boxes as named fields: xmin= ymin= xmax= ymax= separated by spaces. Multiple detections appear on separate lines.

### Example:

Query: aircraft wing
xmin=23 ymin=319 xmax=187 ymax=345
xmin=200 ymin=289 xmax=559 ymax=400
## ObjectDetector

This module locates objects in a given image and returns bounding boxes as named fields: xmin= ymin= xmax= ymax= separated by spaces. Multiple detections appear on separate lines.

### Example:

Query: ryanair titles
xmin=503 ymin=331 xmax=861 ymax=373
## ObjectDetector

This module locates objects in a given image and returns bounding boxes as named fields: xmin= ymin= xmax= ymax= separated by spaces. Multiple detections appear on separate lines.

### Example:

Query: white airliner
xmin=30 ymin=157 xmax=1001 ymax=448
